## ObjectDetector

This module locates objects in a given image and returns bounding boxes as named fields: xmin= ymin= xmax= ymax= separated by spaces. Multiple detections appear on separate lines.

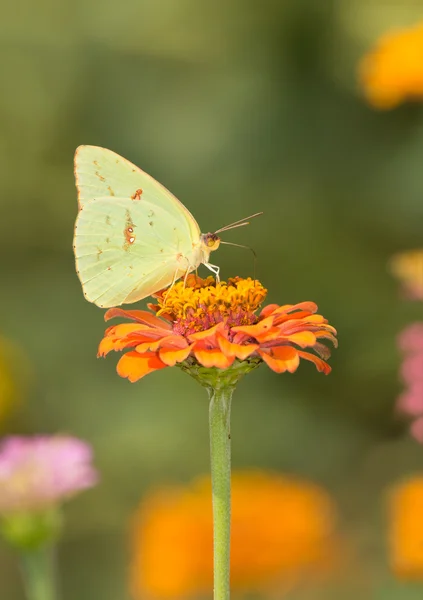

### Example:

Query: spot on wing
xmin=105 ymin=215 xmax=111 ymax=225
xmin=148 ymin=210 xmax=155 ymax=218
xmin=131 ymin=188 xmax=143 ymax=200
xmin=123 ymin=209 xmax=136 ymax=251
xmin=149 ymin=221 xmax=153 ymax=226
xmin=96 ymin=246 xmax=103 ymax=261
xmin=107 ymin=186 xmax=115 ymax=196
xmin=93 ymin=160 xmax=99 ymax=167
xmin=95 ymin=171 xmax=105 ymax=182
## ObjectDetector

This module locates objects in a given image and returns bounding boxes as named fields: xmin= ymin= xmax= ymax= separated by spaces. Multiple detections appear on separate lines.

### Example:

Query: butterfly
xmin=389 ymin=249 xmax=423 ymax=300
xmin=73 ymin=146 xmax=261 ymax=308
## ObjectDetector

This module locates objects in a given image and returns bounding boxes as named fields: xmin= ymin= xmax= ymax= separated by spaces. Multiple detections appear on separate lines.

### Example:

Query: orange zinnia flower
xmin=388 ymin=476 xmax=423 ymax=579
xmin=359 ymin=21 xmax=423 ymax=110
xmin=130 ymin=470 xmax=340 ymax=599
xmin=98 ymin=276 xmax=337 ymax=382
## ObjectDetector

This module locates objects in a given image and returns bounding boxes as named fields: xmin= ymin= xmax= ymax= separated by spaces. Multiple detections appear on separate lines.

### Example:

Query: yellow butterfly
xmin=73 ymin=146 xmax=262 ymax=307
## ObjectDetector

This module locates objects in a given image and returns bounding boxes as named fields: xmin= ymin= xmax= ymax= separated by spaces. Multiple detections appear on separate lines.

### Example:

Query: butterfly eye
xmin=206 ymin=234 xmax=220 ymax=249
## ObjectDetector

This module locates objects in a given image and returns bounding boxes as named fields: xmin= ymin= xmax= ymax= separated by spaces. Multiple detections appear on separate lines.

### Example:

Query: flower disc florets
xmin=99 ymin=276 xmax=337 ymax=383
xmin=153 ymin=276 xmax=267 ymax=335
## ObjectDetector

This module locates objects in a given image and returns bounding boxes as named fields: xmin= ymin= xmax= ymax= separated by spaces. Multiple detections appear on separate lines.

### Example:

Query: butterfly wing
xmin=74 ymin=145 xmax=200 ymax=240
xmin=73 ymin=146 xmax=205 ymax=307
xmin=74 ymin=196 xmax=199 ymax=308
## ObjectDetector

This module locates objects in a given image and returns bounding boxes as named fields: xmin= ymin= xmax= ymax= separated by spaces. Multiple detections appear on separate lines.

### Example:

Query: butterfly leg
xmin=162 ymin=267 xmax=185 ymax=310
xmin=183 ymin=268 xmax=191 ymax=286
xmin=204 ymin=263 xmax=220 ymax=282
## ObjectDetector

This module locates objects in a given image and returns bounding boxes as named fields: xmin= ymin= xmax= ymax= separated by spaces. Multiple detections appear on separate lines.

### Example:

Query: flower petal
xmin=98 ymin=336 xmax=135 ymax=357
xmin=315 ymin=331 xmax=338 ymax=347
xmin=217 ymin=334 xmax=259 ymax=360
xmin=259 ymin=304 xmax=280 ymax=318
xmin=258 ymin=347 xmax=300 ymax=373
xmin=193 ymin=347 xmax=235 ymax=369
xmin=136 ymin=335 xmax=188 ymax=353
xmin=313 ymin=342 xmax=332 ymax=360
xmin=281 ymin=330 xmax=317 ymax=348
xmin=159 ymin=344 xmax=194 ymax=367
xmin=97 ymin=324 xmax=149 ymax=356
xmin=231 ymin=316 xmax=275 ymax=339
xmin=273 ymin=311 xmax=314 ymax=326
xmin=188 ymin=323 xmax=223 ymax=342
xmin=104 ymin=308 xmax=172 ymax=331
xmin=275 ymin=302 xmax=318 ymax=314
xmin=116 ymin=351 xmax=167 ymax=382
xmin=298 ymin=351 xmax=331 ymax=374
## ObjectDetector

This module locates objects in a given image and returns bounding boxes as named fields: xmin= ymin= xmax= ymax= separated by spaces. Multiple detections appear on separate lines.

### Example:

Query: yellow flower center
xmin=155 ymin=275 xmax=267 ymax=335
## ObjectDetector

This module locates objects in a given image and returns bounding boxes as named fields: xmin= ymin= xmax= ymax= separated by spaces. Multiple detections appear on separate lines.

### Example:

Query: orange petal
xmin=97 ymin=336 xmax=137 ymax=357
xmin=159 ymin=344 xmax=194 ymax=367
xmin=97 ymin=325 xmax=147 ymax=356
xmin=136 ymin=334 xmax=188 ymax=353
xmin=194 ymin=347 xmax=235 ymax=369
xmin=217 ymin=334 xmax=259 ymax=360
xmin=188 ymin=323 xmax=223 ymax=342
xmin=298 ymin=351 xmax=331 ymax=374
xmin=104 ymin=308 xmax=172 ymax=331
xmin=275 ymin=301 xmax=318 ymax=314
xmin=273 ymin=311 xmax=314 ymax=326
xmin=315 ymin=331 xmax=338 ymax=347
xmin=116 ymin=351 xmax=167 ymax=382
xmin=258 ymin=346 xmax=300 ymax=373
xmin=109 ymin=323 xmax=151 ymax=337
xmin=231 ymin=316 xmax=275 ymax=339
xmin=259 ymin=304 xmax=280 ymax=317
xmin=281 ymin=330 xmax=317 ymax=348
xmin=98 ymin=337 xmax=117 ymax=357
xmin=254 ymin=328 xmax=284 ymax=343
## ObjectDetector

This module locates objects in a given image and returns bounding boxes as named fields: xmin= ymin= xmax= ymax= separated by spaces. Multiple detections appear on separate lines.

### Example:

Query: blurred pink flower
xmin=397 ymin=385 xmax=423 ymax=417
xmin=400 ymin=355 xmax=423 ymax=385
xmin=398 ymin=323 xmax=423 ymax=353
xmin=396 ymin=323 xmax=423 ymax=443
xmin=0 ymin=436 xmax=98 ymax=513
xmin=410 ymin=417 xmax=423 ymax=444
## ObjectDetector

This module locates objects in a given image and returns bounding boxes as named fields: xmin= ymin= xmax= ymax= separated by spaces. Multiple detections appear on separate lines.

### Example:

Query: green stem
xmin=209 ymin=386 xmax=233 ymax=600
xmin=19 ymin=545 xmax=58 ymax=600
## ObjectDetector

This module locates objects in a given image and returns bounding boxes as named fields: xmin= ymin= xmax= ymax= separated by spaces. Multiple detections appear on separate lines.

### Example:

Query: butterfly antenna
xmin=214 ymin=212 xmax=263 ymax=234
xmin=219 ymin=241 xmax=258 ymax=281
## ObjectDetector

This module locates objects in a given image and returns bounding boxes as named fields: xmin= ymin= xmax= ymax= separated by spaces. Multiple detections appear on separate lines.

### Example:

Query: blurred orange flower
xmin=389 ymin=476 xmax=423 ymax=578
xmin=0 ymin=336 xmax=27 ymax=423
xmin=359 ymin=21 xmax=423 ymax=110
xmin=99 ymin=276 xmax=337 ymax=382
xmin=130 ymin=470 xmax=340 ymax=599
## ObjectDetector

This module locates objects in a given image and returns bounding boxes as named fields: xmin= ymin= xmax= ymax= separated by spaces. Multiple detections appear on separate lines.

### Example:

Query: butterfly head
xmin=201 ymin=233 xmax=221 ymax=252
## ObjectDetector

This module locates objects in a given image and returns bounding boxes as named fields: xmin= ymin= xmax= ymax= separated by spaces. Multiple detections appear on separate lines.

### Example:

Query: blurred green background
xmin=2 ymin=0 xmax=423 ymax=598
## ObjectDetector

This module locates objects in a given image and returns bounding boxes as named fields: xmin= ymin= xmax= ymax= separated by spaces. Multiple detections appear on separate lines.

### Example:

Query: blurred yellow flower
xmin=389 ymin=476 xmax=423 ymax=578
xmin=359 ymin=21 xmax=423 ymax=110
xmin=389 ymin=249 xmax=423 ymax=300
xmin=130 ymin=470 xmax=340 ymax=599
xmin=0 ymin=336 xmax=24 ymax=422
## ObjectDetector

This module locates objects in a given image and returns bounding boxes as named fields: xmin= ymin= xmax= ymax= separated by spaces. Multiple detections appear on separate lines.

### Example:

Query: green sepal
xmin=178 ymin=357 xmax=261 ymax=391
xmin=0 ymin=508 xmax=62 ymax=551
